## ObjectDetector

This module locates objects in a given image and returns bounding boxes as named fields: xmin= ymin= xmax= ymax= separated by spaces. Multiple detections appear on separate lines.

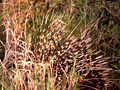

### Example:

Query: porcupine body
xmin=32 ymin=18 xmax=109 ymax=89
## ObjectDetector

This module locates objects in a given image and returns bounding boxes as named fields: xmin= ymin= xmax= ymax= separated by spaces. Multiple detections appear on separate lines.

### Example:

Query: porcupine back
xmin=32 ymin=18 xmax=109 ymax=89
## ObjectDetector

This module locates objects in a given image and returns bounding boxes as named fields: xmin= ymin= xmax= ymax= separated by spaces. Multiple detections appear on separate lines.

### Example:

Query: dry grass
xmin=0 ymin=0 xmax=120 ymax=90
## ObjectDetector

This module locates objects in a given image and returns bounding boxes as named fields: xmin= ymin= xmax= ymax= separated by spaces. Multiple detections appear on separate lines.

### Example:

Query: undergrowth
xmin=0 ymin=0 xmax=120 ymax=90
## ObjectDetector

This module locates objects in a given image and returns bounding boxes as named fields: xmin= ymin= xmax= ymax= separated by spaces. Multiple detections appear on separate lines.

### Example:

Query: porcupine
xmin=31 ymin=18 xmax=109 ymax=89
